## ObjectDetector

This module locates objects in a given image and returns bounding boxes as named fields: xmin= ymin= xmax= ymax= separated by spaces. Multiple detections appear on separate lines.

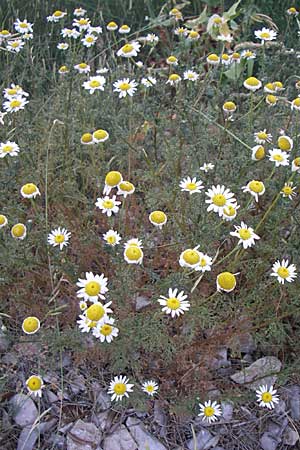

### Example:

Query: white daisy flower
xmin=88 ymin=26 xmax=102 ymax=34
xmin=206 ymin=54 xmax=220 ymax=65
xmin=243 ymin=77 xmax=262 ymax=91
xmin=256 ymin=385 xmax=280 ymax=409
xmin=74 ymin=62 xmax=90 ymax=73
xmin=74 ymin=7 xmax=87 ymax=17
xmin=22 ymin=316 xmax=40 ymax=335
xmin=268 ymin=149 xmax=289 ymax=167
xmin=292 ymin=157 xmax=300 ymax=172
xmin=3 ymin=83 xmax=29 ymax=99
xmin=108 ymin=375 xmax=134 ymax=401
xmin=6 ymin=39 xmax=25 ymax=53
xmin=217 ymin=272 xmax=237 ymax=293
xmin=200 ymin=162 xmax=215 ymax=172
xmin=166 ymin=55 xmax=178 ymax=65
xmin=270 ymin=259 xmax=297 ymax=284
xmin=113 ymin=78 xmax=138 ymax=98
xmin=82 ymin=76 xmax=106 ymax=94
xmin=118 ymin=24 xmax=131 ymax=34
xmin=281 ymin=182 xmax=297 ymax=200
xmin=81 ymin=34 xmax=97 ymax=47
xmin=179 ymin=246 xmax=202 ymax=271
xmin=47 ymin=227 xmax=71 ymax=250
xmin=149 ymin=210 xmax=167 ymax=229
xmin=106 ymin=21 xmax=118 ymax=31
xmin=103 ymin=171 xmax=123 ymax=195
xmin=92 ymin=129 xmax=109 ymax=143
xmin=183 ymin=70 xmax=199 ymax=81
xmin=221 ymin=54 xmax=231 ymax=65
xmin=76 ymin=272 xmax=109 ymax=302
xmin=241 ymin=49 xmax=256 ymax=60
xmin=291 ymin=98 xmax=300 ymax=111
xmin=95 ymin=195 xmax=121 ymax=217
xmin=123 ymin=240 xmax=144 ymax=265
xmin=61 ymin=28 xmax=80 ymax=39
xmin=103 ymin=229 xmax=122 ymax=246
xmin=145 ymin=33 xmax=159 ymax=42
xmin=73 ymin=17 xmax=91 ymax=31
xmin=57 ymin=42 xmax=69 ymax=50
xmin=174 ymin=27 xmax=188 ymax=36
xmin=58 ymin=65 xmax=69 ymax=75
xmin=0 ymin=214 xmax=8 ymax=228
xmin=47 ymin=11 xmax=67 ymax=22
xmin=26 ymin=375 xmax=44 ymax=398
xmin=166 ymin=74 xmax=182 ymax=86
xmin=222 ymin=203 xmax=240 ymax=221
xmin=11 ymin=223 xmax=27 ymax=240
xmin=97 ymin=68 xmax=109 ymax=74
xmin=20 ymin=183 xmax=40 ymax=199
xmin=187 ymin=30 xmax=200 ymax=40
xmin=277 ymin=135 xmax=293 ymax=152
xmin=77 ymin=315 xmax=94 ymax=333
xmin=252 ymin=145 xmax=265 ymax=161
xmin=117 ymin=181 xmax=135 ymax=198
xmin=242 ymin=180 xmax=265 ymax=202
xmin=230 ymin=222 xmax=260 ymax=249
xmin=3 ymin=96 xmax=28 ymax=113
xmin=195 ymin=252 xmax=213 ymax=272
xmin=79 ymin=300 xmax=88 ymax=311
xmin=255 ymin=27 xmax=277 ymax=42
xmin=117 ymin=41 xmax=141 ymax=58
xmin=205 ymin=185 xmax=236 ymax=216
xmin=142 ymin=380 xmax=159 ymax=396
xmin=141 ymin=76 xmax=157 ymax=88
xmin=0 ymin=141 xmax=20 ymax=158
xmin=158 ymin=288 xmax=190 ymax=318
xmin=198 ymin=400 xmax=222 ymax=423
xmin=14 ymin=19 xmax=33 ymax=34
xmin=125 ymin=238 xmax=143 ymax=248
xmin=179 ymin=177 xmax=204 ymax=195
xmin=93 ymin=317 xmax=119 ymax=342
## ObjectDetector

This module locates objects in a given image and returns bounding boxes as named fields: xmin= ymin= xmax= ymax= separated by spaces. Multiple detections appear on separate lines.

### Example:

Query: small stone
xmin=67 ymin=419 xmax=102 ymax=450
xmin=134 ymin=294 xmax=151 ymax=311
xmin=221 ymin=401 xmax=233 ymax=421
xmin=230 ymin=356 xmax=282 ymax=390
xmin=102 ymin=425 xmax=136 ymax=450
xmin=126 ymin=416 xmax=167 ymax=450
xmin=287 ymin=385 xmax=300 ymax=420
xmin=209 ymin=347 xmax=230 ymax=370
xmin=10 ymin=394 xmax=38 ymax=427
xmin=283 ymin=426 xmax=299 ymax=446
xmin=260 ymin=432 xmax=280 ymax=450
xmin=96 ymin=390 xmax=111 ymax=411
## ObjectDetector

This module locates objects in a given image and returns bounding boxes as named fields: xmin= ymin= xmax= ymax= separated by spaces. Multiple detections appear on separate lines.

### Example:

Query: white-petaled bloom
xmin=74 ymin=7 xmax=87 ymax=17
xmin=166 ymin=55 xmax=178 ymax=65
xmin=291 ymin=98 xmax=300 ymax=111
xmin=230 ymin=222 xmax=260 ymax=249
xmin=103 ymin=171 xmax=123 ymax=195
xmin=183 ymin=70 xmax=199 ymax=82
xmin=22 ymin=317 xmax=40 ymax=335
xmin=135 ymin=61 xmax=143 ymax=68
xmin=206 ymin=54 xmax=220 ymax=65
xmin=0 ymin=141 xmax=20 ymax=158
xmin=73 ymin=17 xmax=91 ymax=31
xmin=223 ymin=101 xmax=237 ymax=114
xmin=80 ymin=301 xmax=113 ymax=327
xmin=205 ymin=185 xmax=236 ymax=216
xmin=58 ymin=65 xmax=69 ymax=75
xmin=166 ymin=74 xmax=182 ymax=86
xmin=81 ymin=34 xmax=97 ymax=47
xmin=20 ymin=183 xmax=40 ymax=199
xmin=241 ymin=49 xmax=256 ymax=60
xmin=277 ymin=135 xmax=293 ymax=152
xmin=141 ymin=76 xmax=157 ymax=88
xmin=0 ymin=214 xmax=8 ymax=228
xmin=80 ymin=133 xmax=94 ymax=145
xmin=242 ymin=180 xmax=265 ymax=202
xmin=79 ymin=300 xmax=88 ymax=311
xmin=103 ymin=229 xmax=122 ymax=246
xmin=61 ymin=28 xmax=80 ymax=39
xmin=217 ymin=272 xmax=237 ymax=293
xmin=256 ymin=385 xmax=280 ymax=409
xmin=142 ymin=380 xmax=159 ymax=396
xmin=118 ymin=24 xmax=131 ymax=34
xmin=106 ymin=21 xmax=118 ymax=31
xmin=174 ymin=27 xmax=188 ymax=36
xmin=222 ymin=203 xmax=240 ymax=221
xmin=145 ymin=33 xmax=159 ymax=43
xmin=77 ymin=315 xmax=95 ymax=333
xmin=169 ymin=7 xmax=183 ymax=20
xmin=195 ymin=252 xmax=213 ymax=272
xmin=95 ymin=195 xmax=121 ymax=217
xmin=74 ymin=62 xmax=90 ymax=73
xmin=93 ymin=129 xmax=109 ymax=143
xmin=14 ymin=19 xmax=33 ymax=34
xmin=123 ymin=239 xmax=144 ymax=265
xmin=11 ymin=223 xmax=27 ymax=240
xmin=252 ymin=145 xmax=265 ymax=161
xmin=292 ymin=157 xmax=300 ymax=172
xmin=243 ymin=77 xmax=262 ymax=91
xmin=179 ymin=177 xmax=204 ymax=195
xmin=270 ymin=259 xmax=297 ymax=284
xmin=187 ymin=30 xmax=200 ymax=40
xmin=255 ymin=27 xmax=277 ymax=42
xmin=0 ymin=29 xmax=11 ymax=39
xmin=47 ymin=11 xmax=67 ymax=22
xmin=108 ymin=375 xmax=134 ymax=402
xmin=198 ymin=400 xmax=222 ymax=424
xmin=57 ymin=42 xmax=69 ymax=50
xmin=82 ymin=76 xmax=106 ymax=94
xmin=26 ymin=375 xmax=44 ymax=397
xmin=149 ymin=210 xmax=167 ymax=229
xmin=117 ymin=41 xmax=141 ymax=58
xmin=88 ymin=26 xmax=102 ymax=35
xmin=93 ymin=317 xmax=119 ymax=342
xmin=281 ymin=182 xmax=297 ymax=200
xmin=47 ymin=227 xmax=71 ymax=250
xmin=117 ymin=181 xmax=135 ymax=198
xmin=3 ymin=83 xmax=29 ymax=99
xmin=268 ymin=149 xmax=289 ymax=167
xmin=200 ymin=162 xmax=215 ymax=172
xmin=113 ymin=78 xmax=138 ymax=98
xmin=254 ymin=129 xmax=272 ymax=144
xmin=264 ymin=82 xmax=276 ymax=94
xmin=231 ymin=52 xmax=241 ymax=64
xmin=179 ymin=246 xmax=202 ymax=271
xmin=3 ymin=97 xmax=28 ymax=113
xmin=158 ymin=288 xmax=190 ymax=318
xmin=76 ymin=272 xmax=109 ymax=302
xmin=125 ymin=238 xmax=143 ymax=248
xmin=221 ymin=53 xmax=231 ymax=66
xmin=6 ymin=39 xmax=25 ymax=53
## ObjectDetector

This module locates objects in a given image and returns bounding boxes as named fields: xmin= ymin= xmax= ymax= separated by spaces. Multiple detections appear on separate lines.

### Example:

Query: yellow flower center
xmin=113 ymin=383 xmax=126 ymax=395
xmin=86 ymin=36 xmax=94 ymax=43
xmin=244 ymin=51 xmax=253 ymax=57
xmin=3 ymin=145 xmax=13 ymax=153
xmin=204 ymin=406 xmax=215 ymax=417
xmin=294 ymin=157 xmax=300 ymax=166
xmin=257 ymin=132 xmax=268 ymax=140
xmin=189 ymin=31 xmax=199 ymax=38
xmin=218 ymin=272 xmax=236 ymax=290
xmin=260 ymin=32 xmax=270 ymax=39
xmin=293 ymin=98 xmax=300 ymax=107
xmin=278 ymin=136 xmax=292 ymax=151
xmin=11 ymin=42 xmax=20 ymax=48
xmin=254 ymin=146 xmax=265 ymax=159
xmin=223 ymin=205 xmax=236 ymax=217
xmin=277 ymin=267 xmax=289 ymax=279
xmin=200 ymin=258 xmax=207 ymax=267
xmin=265 ymin=83 xmax=275 ymax=91
xmin=166 ymin=297 xmax=180 ymax=310
xmin=186 ymin=182 xmax=197 ymax=190
xmin=93 ymin=129 xmax=108 ymax=140
xmin=81 ymin=133 xmax=93 ymax=143
xmin=261 ymin=392 xmax=273 ymax=403
xmin=222 ymin=54 xmax=229 ymax=61
xmin=54 ymin=234 xmax=65 ymax=243
xmin=119 ymin=181 xmax=134 ymax=192
xmin=59 ymin=66 xmax=68 ymax=73
xmin=108 ymin=21 xmax=117 ymax=28
xmin=100 ymin=324 xmax=113 ymax=336
xmin=249 ymin=181 xmax=264 ymax=193
xmin=105 ymin=171 xmax=122 ymax=186
xmin=27 ymin=376 xmax=42 ymax=391
xmin=0 ymin=30 xmax=10 ymax=36
xmin=273 ymin=154 xmax=283 ymax=162
xmin=232 ymin=52 xmax=240 ymax=59
xmin=79 ymin=63 xmax=88 ymax=69
xmin=88 ymin=321 xmax=97 ymax=328
xmin=107 ymin=235 xmax=116 ymax=244
xmin=212 ymin=194 xmax=226 ymax=206
xmin=266 ymin=95 xmax=277 ymax=104
xmin=167 ymin=56 xmax=177 ymax=63
xmin=125 ymin=246 xmax=143 ymax=261
xmin=122 ymin=44 xmax=134 ymax=54
xmin=208 ymin=54 xmax=219 ymax=61
xmin=10 ymin=99 xmax=21 ymax=108
xmin=282 ymin=186 xmax=292 ymax=195
xmin=19 ymin=23 xmax=28 ymax=28
xmin=0 ymin=215 xmax=7 ymax=225
xmin=23 ymin=317 xmax=39 ymax=333
xmin=182 ymin=249 xmax=200 ymax=265
xmin=85 ymin=281 xmax=101 ymax=297
xmin=53 ymin=10 xmax=64 ymax=17
xmin=245 ymin=77 xmax=260 ymax=87
xmin=223 ymin=101 xmax=236 ymax=111
xmin=213 ymin=17 xmax=222 ymax=24
xmin=22 ymin=183 xmax=37 ymax=195
xmin=7 ymin=88 xmax=17 ymax=95
xmin=169 ymin=74 xmax=180 ymax=81
xmin=119 ymin=82 xmax=130 ymax=91
xmin=238 ymin=228 xmax=251 ymax=240
xmin=86 ymin=303 xmax=105 ymax=321
xmin=79 ymin=19 xmax=88 ymax=25
xmin=146 ymin=385 xmax=154 ymax=392
xmin=120 ymin=25 xmax=129 ymax=31
xmin=103 ymin=200 xmax=114 ymax=209
xmin=150 ymin=211 xmax=166 ymax=224
xmin=89 ymin=80 xmax=101 ymax=88
xmin=11 ymin=224 xmax=25 ymax=237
